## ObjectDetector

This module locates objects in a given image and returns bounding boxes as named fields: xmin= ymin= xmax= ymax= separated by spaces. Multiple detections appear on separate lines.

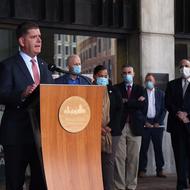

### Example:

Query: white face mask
xmin=180 ymin=67 xmax=190 ymax=79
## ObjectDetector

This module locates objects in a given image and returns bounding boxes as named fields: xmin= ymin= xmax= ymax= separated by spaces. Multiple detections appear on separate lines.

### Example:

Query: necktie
xmin=183 ymin=79 xmax=189 ymax=97
xmin=127 ymin=85 xmax=132 ymax=98
xmin=31 ymin=59 xmax=40 ymax=85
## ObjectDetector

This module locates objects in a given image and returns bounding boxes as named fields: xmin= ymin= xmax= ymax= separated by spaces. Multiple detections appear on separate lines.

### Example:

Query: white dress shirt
xmin=147 ymin=88 xmax=156 ymax=119
xmin=20 ymin=51 xmax=40 ymax=81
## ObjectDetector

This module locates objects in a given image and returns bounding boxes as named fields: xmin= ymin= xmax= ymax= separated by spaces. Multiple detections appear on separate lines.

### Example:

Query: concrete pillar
xmin=139 ymin=0 xmax=175 ymax=174
xmin=140 ymin=0 xmax=175 ymax=80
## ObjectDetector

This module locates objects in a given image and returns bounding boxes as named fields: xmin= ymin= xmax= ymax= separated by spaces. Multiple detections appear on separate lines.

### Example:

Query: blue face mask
xmin=146 ymin=81 xmax=154 ymax=89
xmin=73 ymin=65 xmax=81 ymax=74
xmin=96 ymin=77 xmax=109 ymax=86
xmin=123 ymin=74 xmax=133 ymax=84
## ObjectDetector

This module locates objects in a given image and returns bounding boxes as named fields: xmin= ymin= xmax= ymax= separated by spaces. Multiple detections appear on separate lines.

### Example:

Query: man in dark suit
xmin=55 ymin=54 xmax=91 ymax=85
xmin=165 ymin=59 xmax=190 ymax=190
xmin=114 ymin=65 xmax=145 ymax=190
xmin=138 ymin=73 xmax=166 ymax=178
xmin=0 ymin=22 xmax=53 ymax=190
xmin=93 ymin=65 xmax=123 ymax=190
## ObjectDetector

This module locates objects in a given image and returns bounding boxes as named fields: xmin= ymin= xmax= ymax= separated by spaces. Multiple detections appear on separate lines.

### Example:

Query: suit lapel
xmin=178 ymin=78 xmax=183 ymax=99
xmin=120 ymin=82 xmax=127 ymax=99
xmin=144 ymin=90 xmax=148 ymax=114
xmin=37 ymin=58 xmax=45 ymax=83
xmin=155 ymin=89 xmax=159 ymax=116
xmin=184 ymin=81 xmax=190 ymax=99
xmin=16 ymin=54 xmax=34 ymax=84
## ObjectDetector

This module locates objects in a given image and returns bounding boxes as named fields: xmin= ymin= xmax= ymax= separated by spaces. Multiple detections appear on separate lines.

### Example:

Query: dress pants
xmin=114 ymin=123 xmax=141 ymax=190
xmin=3 ymin=143 xmax=47 ymax=190
xmin=102 ymin=136 xmax=120 ymax=190
xmin=171 ymin=126 xmax=190 ymax=190
xmin=139 ymin=127 xmax=164 ymax=173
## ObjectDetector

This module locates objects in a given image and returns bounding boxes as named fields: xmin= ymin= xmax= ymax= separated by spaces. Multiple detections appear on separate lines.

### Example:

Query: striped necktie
xmin=31 ymin=59 xmax=40 ymax=85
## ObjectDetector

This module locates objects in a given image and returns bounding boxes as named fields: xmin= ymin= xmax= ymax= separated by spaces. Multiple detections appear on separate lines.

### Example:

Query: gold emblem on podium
xmin=59 ymin=96 xmax=91 ymax=133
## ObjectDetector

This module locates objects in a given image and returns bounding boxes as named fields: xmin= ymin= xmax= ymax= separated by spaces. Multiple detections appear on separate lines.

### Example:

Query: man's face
xmin=19 ymin=28 xmax=42 ymax=57
xmin=179 ymin=59 xmax=190 ymax=69
xmin=145 ymin=75 xmax=156 ymax=85
xmin=122 ymin=67 xmax=135 ymax=77
xmin=68 ymin=56 xmax=81 ymax=71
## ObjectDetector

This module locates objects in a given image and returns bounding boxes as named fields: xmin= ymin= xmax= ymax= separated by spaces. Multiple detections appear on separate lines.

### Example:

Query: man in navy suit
xmin=114 ymin=65 xmax=145 ymax=190
xmin=138 ymin=73 xmax=166 ymax=178
xmin=165 ymin=59 xmax=190 ymax=190
xmin=55 ymin=54 xmax=91 ymax=85
xmin=0 ymin=22 xmax=53 ymax=190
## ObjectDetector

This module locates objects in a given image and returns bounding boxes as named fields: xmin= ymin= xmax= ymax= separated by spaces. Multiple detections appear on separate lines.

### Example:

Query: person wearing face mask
xmin=93 ymin=65 xmax=123 ymax=190
xmin=114 ymin=65 xmax=145 ymax=190
xmin=165 ymin=59 xmax=190 ymax=190
xmin=55 ymin=54 xmax=91 ymax=85
xmin=138 ymin=73 xmax=166 ymax=178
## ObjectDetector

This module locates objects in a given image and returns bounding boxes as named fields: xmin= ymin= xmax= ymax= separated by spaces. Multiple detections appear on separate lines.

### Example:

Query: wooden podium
xmin=39 ymin=84 xmax=105 ymax=190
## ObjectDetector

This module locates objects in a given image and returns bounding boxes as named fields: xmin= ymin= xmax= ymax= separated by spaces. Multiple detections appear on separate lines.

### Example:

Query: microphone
xmin=48 ymin=63 xmax=92 ymax=85
xmin=48 ymin=63 xmax=72 ymax=75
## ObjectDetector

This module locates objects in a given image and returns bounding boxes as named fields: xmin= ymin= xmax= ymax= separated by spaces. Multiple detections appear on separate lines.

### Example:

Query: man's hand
xmin=144 ymin=122 xmax=153 ymax=128
xmin=176 ymin=111 xmax=190 ymax=124
xmin=154 ymin=123 xmax=160 ymax=128
xmin=122 ymin=98 xmax=128 ymax=103
xmin=182 ymin=117 xmax=190 ymax=124
xmin=21 ymin=84 xmax=37 ymax=98
xmin=101 ymin=126 xmax=111 ymax=136
xmin=138 ymin=96 xmax=145 ymax=101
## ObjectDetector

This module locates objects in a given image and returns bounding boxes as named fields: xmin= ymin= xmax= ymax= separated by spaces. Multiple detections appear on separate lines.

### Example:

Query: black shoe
xmin=138 ymin=171 xmax=146 ymax=178
xmin=156 ymin=171 xmax=167 ymax=178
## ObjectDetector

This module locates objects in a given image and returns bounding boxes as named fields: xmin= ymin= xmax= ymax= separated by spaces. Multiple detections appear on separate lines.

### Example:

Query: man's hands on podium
xmin=21 ymin=83 xmax=38 ymax=99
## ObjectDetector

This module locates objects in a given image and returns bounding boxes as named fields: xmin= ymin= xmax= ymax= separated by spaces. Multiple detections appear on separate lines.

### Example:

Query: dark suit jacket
xmin=107 ymin=85 xmax=123 ymax=136
xmin=165 ymin=78 xmax=190 ymax=133
xmin=0 ymin=53 xmax=54 ymax=145
xmin=55 ymin=73 xmax=91 ymax=85
xmin=143 ymin=88 xmax=166 ymax=125
xmin=114 ymin=82 xmax=145 ymax=136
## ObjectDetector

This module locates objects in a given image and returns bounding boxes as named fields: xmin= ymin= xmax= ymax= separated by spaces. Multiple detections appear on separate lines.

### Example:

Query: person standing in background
xmin=165 ymin=59 xmax=190 ymax=190
xmin=138 ymin=73 xmax=166 ymax=178
xmin=114 ymin=65 xmax=145 ymax=190
xmin=55 ymin=54 xmax=91 ymax=85
xmin=0 ymin=22 xmax=54 ymax=190
xmin=93 ymin=65 xmax=123 ymax=190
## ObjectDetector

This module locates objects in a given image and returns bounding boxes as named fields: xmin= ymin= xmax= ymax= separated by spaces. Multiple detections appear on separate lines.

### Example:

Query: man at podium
xmin=0 ymin=22 xmax=53 ymax=190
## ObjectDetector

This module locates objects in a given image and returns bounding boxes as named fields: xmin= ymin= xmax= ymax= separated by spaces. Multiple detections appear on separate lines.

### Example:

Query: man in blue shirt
xmin=55 ymin=54 xmax=91 ymax=85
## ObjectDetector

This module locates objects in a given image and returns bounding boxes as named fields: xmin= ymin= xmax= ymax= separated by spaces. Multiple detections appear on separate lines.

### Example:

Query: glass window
xmin=89 ymin=48 xmax=92 ymax=58
xmin=73 ymin=47 xmax=76 ymax=54
xmin=58 ymin=34 xmax=61 ymax=41
xmin=58 ymin=58 xmax=62 ymax=67
xmin=58 ymin=45 xmax=61 ymax=54
xmin=73 ymin=36 xmax=76 ymax=42
xmin=98 ymin=39 xmax=101 ymax=53
xmin=65 ymin=46 xmax=69 ymax=55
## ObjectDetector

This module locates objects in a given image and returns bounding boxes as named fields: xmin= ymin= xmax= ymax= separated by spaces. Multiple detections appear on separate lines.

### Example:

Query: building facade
xmin=54 ymin=34 xmax=77 ymax=69
xmin=0 ymin=0 xmax=189 ymax=178
xmin=77 ymin=36 xmax=117 ymax=82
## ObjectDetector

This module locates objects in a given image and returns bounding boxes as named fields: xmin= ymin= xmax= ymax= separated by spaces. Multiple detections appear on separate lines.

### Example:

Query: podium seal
xmin=59 ymin=96 xmax=91 ymax=133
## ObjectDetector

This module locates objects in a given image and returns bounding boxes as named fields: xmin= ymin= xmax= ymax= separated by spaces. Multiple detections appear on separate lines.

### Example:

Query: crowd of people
xmin=0 ymin=21 xmax=190 ymax=190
